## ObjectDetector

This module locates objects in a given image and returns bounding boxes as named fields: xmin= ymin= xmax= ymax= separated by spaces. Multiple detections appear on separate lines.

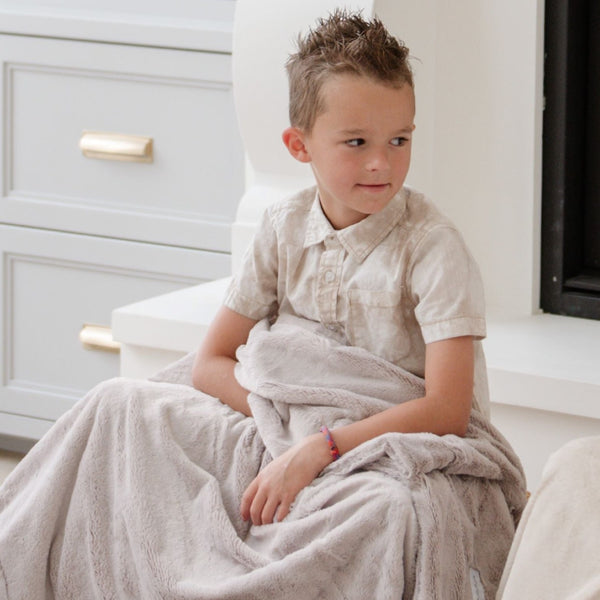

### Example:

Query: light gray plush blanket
xmin=0 ymin=315 xmax=526 ymax=599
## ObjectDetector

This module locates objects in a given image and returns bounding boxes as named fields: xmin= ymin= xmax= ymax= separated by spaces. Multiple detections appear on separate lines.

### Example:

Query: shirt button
xmin=324 ymin=270 xmax=335 ymax=283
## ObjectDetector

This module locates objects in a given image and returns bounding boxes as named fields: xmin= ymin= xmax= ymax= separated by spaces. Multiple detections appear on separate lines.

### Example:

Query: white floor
xmin=0 ymin=450 xmax=23 ymax=484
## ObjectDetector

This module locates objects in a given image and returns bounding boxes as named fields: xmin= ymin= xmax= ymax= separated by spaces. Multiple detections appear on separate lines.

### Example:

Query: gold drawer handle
xmin=79 ymin=324 xmax=121 ymax=353
xmin=79 ymin=131 xmax=153 ymax=163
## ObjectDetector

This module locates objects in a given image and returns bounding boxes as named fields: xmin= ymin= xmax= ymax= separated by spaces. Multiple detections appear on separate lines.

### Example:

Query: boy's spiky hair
xmin=286 ymin=10 xmax=413 ymax=132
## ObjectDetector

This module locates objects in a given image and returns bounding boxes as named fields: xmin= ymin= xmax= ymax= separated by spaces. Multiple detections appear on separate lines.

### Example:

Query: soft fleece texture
xmin=498 ymin=436 xmax=600 ymax=599
xmin=0 ymin=315 xmax=526 ymax=599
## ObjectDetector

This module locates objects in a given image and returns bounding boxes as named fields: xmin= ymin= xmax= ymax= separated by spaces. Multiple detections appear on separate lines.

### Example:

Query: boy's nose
xmin=365 ymin=149 xmax=390 ymax=171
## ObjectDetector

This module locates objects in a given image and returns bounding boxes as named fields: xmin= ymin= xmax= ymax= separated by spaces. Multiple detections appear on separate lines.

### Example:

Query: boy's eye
xmin=391 ymin=137 xmax=409 ymax=146
xmin=345 ymin=138 xmax=365 ymax=147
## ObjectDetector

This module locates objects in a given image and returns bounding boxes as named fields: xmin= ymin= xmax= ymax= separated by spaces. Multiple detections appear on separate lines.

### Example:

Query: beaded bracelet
xmin=319 ymin=426 xmax=340 ymax=461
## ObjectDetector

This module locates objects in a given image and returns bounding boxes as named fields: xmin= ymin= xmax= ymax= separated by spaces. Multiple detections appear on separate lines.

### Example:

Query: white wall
xmin=378 ymin=1 xmax=545 ymax=318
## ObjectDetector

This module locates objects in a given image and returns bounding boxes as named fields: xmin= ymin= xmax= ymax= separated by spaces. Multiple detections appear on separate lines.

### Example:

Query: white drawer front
xmin=0 ymin=35 xmax=244 ymax=252
xmin=0 ymin=225 xmax=229 ymax=426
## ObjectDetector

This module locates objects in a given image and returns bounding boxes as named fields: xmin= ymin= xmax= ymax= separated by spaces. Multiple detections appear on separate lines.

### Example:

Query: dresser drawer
xmin=0 ymin=34 xmax=244 ymax=253
xmin=0 ymin=224 xmax=230 ymax=434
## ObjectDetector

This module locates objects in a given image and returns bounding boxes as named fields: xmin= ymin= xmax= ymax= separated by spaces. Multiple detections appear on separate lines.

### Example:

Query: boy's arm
xmin=192 ymin=306 xmax=258 ymax=417
xmin=240 ymin=335 xmax=474 ymax=525
xmin=332 ymin=334 xmax=474 ymax=449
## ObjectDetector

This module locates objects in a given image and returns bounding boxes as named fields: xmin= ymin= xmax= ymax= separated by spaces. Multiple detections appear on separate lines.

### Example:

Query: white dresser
xmin=0 ymin=1 xmax=244 ymax=447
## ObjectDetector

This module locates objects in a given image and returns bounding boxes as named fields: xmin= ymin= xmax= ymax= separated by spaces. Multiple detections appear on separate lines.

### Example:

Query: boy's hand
xmin=240 ymin=433 xmax=332 ymax=526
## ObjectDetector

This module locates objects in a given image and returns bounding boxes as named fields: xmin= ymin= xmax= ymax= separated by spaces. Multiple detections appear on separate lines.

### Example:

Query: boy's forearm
xmin=191 ymin=306 xmax=258 ymax=417
xmin=192 ymin=355 xmax=252 ymax=417
xmin=331 ymin=336 xmax=474 ymax=456
xmin=332 ymin=392 xmax=472 ymax=457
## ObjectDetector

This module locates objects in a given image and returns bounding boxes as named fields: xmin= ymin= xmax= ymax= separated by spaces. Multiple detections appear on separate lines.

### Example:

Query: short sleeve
xmin=409 ymin=225 xmax=486 ymax=344
xmin=223 ymin=208 xmax=279 ymax=320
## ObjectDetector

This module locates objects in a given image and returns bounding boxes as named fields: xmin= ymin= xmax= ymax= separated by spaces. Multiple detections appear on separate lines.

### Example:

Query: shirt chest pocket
xmin=346 ymin=288 xmax=411 ymax=365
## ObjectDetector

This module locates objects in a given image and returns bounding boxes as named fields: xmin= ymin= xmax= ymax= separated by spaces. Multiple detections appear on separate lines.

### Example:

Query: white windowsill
xmin=112 ymin=278 xmax=231 ymax=355
xmin=114 ymin=281 xmax=600 ymax=423
xmin=484 ymin=313 xmax=600 ymax=420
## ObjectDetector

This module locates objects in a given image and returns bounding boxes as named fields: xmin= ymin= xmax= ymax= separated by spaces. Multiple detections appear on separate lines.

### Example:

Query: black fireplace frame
xmin=541 ymin=0 xmax=600 ymax=319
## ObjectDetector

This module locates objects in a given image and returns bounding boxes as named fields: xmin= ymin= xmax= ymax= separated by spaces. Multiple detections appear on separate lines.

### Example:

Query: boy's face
xmin=283 ymin=74 xmax=415 ymax=230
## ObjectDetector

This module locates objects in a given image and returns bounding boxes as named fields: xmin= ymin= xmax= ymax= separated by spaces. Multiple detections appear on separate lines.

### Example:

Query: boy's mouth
xmin=356 ymin=183 xmax=390 ymax=191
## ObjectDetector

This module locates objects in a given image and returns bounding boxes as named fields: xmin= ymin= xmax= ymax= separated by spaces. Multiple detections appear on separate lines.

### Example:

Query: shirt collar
xmin=303 ymin=187 xmax=408 ymax=263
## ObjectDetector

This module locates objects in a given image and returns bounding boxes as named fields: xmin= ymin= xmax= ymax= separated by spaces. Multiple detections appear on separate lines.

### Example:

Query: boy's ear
xmin=282 ymin=127 xmax=311 ymax=163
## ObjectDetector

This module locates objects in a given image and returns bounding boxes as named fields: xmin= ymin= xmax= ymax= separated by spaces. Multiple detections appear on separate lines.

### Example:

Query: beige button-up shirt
xmin=225 ymin=186 xmax=490 ymax=416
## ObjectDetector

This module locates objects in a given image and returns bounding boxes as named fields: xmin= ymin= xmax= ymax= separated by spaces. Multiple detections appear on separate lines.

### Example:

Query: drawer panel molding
xmin=0 ymin=225 xmax=230 ymax=424
xmin=0 ymin=35 xmax=244 ymax=252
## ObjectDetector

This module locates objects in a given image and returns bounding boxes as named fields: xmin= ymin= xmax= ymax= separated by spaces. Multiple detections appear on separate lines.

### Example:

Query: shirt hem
xmin=420 ymin=317 xmax=487 ymax=345
xmin=223 ymin=288 xmax=272 ymax=322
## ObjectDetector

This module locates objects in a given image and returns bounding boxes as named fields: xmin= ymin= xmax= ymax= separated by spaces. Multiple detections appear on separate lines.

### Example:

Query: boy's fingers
xmin=260 ymin=496 xmax=280 ymax=525
xmin=276 ymin=498 xmax=292 ymax=523
xmin=240 ymin=478 xmax=259 ymax=520
xmin=249 ymin=487 xmax=268 ymax=525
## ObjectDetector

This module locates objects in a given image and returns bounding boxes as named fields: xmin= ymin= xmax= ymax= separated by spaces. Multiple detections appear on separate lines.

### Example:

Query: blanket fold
xmin=0 ymin=315 xmax=526 ymax=600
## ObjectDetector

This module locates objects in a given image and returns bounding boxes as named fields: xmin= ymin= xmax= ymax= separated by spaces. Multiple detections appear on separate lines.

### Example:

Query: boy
xmin=0 ymin=12 xmax=523 ymax=599
xmin=192 ymin=11 xmax=487 ymax=527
